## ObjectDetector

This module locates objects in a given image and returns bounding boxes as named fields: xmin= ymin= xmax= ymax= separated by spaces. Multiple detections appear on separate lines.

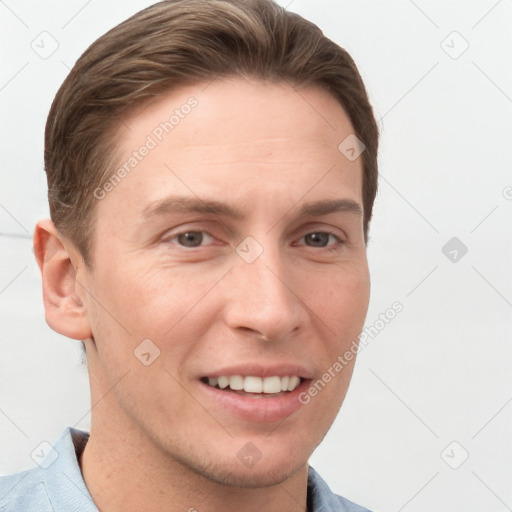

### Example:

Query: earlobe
xmin=33 ymin=219 xmax=93 ymax=341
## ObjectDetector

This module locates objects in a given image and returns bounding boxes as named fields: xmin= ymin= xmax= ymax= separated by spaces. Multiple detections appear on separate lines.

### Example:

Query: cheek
xmin=90 ymin=260 xmax=225 ymax=355
xmin=299 ymin=269 xmax=368 ymax=425
xmin=305 ymin=263 xmax=370 ymax=341
xmin=92 ymin=261 xmax=175 ymax=331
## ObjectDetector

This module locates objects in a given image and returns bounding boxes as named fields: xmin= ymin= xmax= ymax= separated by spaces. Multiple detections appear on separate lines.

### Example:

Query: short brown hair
xmin=45 ymin=0 xmax=379 ymax=266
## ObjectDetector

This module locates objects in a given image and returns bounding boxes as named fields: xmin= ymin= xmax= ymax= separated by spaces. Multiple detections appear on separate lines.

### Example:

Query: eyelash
xmin=165 ymin=230 xmax=344 ymax=250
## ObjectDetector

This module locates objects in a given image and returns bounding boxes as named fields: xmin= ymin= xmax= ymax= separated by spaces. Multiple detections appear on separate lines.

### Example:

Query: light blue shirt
xmin=0 ymin=428 xmax=372 ymax=511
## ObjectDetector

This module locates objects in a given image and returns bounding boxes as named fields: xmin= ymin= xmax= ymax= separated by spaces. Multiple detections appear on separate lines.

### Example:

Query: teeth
xmin=287 ymin=376 xmax=300 ymax=391
xmin=228 ymin=375 xmax=244 ymax=390
xmin=206 ymin=375 xmax=301 ymax=394
xmin=217 ymin=376 xmax=229 ymax=389
xmin=263 ymin=376 xmax=281 ymax=393
xmin=244 ymin=376 xmax=263 ymax=393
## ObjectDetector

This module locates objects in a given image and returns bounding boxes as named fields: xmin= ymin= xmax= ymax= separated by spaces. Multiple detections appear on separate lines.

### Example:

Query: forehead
xmin=120 ymin=77 xmax=354 ymax=152
xmin=100 ymin=77 xmax=363 ymax=222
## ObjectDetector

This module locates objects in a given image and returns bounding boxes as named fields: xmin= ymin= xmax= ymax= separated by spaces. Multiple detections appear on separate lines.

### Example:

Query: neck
xmin=80 ymin=422 xmax=308 ymax=512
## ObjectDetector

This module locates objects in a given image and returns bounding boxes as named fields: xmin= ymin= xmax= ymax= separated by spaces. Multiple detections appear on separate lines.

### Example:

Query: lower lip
xmin=198 ymin=379 xmax=310 ymax=423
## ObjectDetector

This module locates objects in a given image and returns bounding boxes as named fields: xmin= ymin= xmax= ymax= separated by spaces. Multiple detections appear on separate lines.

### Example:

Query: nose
xmin=223 ymin=244 xmax=305 ymax=341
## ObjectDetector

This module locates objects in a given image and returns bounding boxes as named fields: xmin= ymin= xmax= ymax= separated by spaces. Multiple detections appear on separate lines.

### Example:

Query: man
xmin=0 ymin=0 xmax=379 ymax=510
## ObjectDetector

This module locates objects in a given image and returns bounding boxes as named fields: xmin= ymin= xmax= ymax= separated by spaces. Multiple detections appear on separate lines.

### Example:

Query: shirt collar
xmin=43 ymin=427 xmax=97 ymax=511
xmin=308 ymin=465 xmax=359 ymax=512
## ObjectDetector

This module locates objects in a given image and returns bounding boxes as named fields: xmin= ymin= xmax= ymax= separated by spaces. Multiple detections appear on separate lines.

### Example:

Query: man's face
xmin=78 ymin=77 xmax=370 ymax=486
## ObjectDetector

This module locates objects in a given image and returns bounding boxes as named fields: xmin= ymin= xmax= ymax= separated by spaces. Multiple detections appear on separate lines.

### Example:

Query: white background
xmin=1 ymin=1 xmax=511 ymax=511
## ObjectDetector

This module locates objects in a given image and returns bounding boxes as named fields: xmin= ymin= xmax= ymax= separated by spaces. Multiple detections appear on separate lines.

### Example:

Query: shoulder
xmin=334 ymin=494 xmax=374 ymax=512
xmin=308 ymin=466 xmax=374 ymax=512
xmin=0 ymin=467 xmax=53 ymax=512
xmin=0 ymin=427 xmax=94 ymax=512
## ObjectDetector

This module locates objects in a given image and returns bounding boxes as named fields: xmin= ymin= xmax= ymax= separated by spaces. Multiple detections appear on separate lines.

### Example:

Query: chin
xmin=171 ymin=445 xmax=308 ymax=489
xmin=198 ymin=459 xmax=306 ymax=488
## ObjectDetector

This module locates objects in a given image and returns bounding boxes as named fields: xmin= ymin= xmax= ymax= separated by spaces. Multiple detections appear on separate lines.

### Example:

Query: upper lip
xmin=201 ymin=363 xmax=313 ymax=379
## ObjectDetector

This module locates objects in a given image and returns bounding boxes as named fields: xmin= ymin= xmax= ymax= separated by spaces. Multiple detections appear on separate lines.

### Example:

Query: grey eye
xmin=177 ymin=231 xmax=204 ymax=247
xmin=304 ymin=232 xmax=331 ymax=247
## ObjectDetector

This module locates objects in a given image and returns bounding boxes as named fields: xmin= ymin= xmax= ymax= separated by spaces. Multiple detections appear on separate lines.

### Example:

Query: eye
xmin=171 ymin=231 xmax=214 ymax=248
xmin=300 ymin=232 xmax=341 ymax=248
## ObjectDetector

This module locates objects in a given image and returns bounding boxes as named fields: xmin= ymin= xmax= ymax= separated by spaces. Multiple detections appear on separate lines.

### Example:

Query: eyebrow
xmin=297 ymin=199 xmax=363 ymax=218
xmin=141 ymin=196 xmax=245 ymax=220
xmin=141 ymin=196 xmax=363 ymax=221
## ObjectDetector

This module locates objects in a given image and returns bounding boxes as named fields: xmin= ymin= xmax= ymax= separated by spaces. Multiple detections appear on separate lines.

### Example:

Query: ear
xmin=33 ymin=219 xmax=93 ymax=341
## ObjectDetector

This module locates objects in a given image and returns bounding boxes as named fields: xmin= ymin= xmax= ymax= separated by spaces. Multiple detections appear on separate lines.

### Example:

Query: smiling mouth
xmin=201 ymin=375 xmax=302 ymax=397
